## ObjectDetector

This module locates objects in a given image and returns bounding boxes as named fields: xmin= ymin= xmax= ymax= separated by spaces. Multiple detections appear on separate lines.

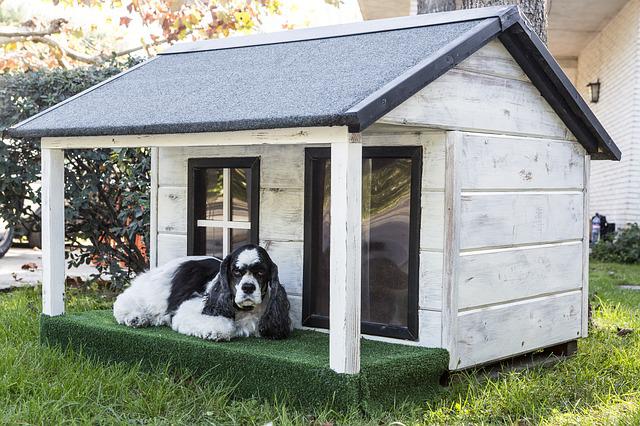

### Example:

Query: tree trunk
xmin=417 ymin=0 xmax=456 ymax=14
xmin=417 ymin=0 xmax=548 ymax=44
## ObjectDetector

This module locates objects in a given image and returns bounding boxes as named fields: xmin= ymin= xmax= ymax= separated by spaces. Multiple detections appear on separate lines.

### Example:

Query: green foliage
xmin=592 ymin=224 xmax=640 ymax=264
xmin=0 ymin=58 xmax=148 ymax=287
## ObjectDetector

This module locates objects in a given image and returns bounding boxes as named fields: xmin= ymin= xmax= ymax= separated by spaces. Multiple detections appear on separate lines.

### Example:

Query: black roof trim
xmin=498 ymin=19 xmax=621 ymax=160
xmin=346 ymin=17 xmax=502 ymax=132
xmin=163 ymin=5 xmax=513 ymax=55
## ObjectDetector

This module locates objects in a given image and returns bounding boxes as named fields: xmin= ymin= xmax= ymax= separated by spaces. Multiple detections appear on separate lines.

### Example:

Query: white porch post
xmin=329 ymin=132 xmax=362 ymax=374
xmin=41 ymin=148 xmax=66 ymax=316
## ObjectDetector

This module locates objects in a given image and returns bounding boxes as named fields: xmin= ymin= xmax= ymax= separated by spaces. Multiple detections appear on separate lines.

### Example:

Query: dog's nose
xmin=241 ymin=283 xmax=256 ymax=294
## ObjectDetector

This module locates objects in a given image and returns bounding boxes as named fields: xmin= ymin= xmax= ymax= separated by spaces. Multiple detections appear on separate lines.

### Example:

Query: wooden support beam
xmin=41 ymin=148 xmax=66 ymax=316
xmin=582 ymin=155 xmax=590 ymax=337
xmin=329 ymin=132 xmax=362 ymax=374
xmin=149 ymin=147 xmax=159 ymax=268
xmin=40 ymin=127 xmax=349 ymax=149
xmin=442 ymin=131 xmax=462 ymax=370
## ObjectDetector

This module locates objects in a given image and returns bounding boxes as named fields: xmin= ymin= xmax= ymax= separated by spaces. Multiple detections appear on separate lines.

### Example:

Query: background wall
xmin=575 ymin=0 xmax=640 ymax=227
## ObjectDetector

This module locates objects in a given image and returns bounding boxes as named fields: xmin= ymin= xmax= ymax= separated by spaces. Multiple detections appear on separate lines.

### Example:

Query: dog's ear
xmin=259 ymin=261 xmax=291 ymax=339
xmin=202 ymin=255 xmax=235 ymax=319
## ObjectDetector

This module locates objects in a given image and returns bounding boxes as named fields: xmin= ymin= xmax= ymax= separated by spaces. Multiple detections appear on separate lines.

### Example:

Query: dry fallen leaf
xmin=617 ymin=327 xmax=634 ymax=337
xmin=11 ymin=272 xmax=23 ymax=282
xmin=21 ymin=262 xmax=38 ymax=272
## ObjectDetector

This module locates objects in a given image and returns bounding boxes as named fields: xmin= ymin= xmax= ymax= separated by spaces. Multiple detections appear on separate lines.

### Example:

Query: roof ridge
xmin=161 ymin=5 xmax=516 ymax=56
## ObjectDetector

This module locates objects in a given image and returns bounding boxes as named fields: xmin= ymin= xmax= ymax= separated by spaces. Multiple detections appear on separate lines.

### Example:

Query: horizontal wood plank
xmin=260 ymin=240 xmax=303 ymax=296
xmin=455 ymin=291 xmax=582 ymax=368
xmin=455 ymin=40 xmax=528 ymax=82
xmin=419 ymin=250 xmax=443 ymax=311
xmin=157 ymin=187 xmax=187 ymax=234
xmin=259 ymin=188 xmax=305 ymax=241
xmin=419 ymin=309 xmax=442 ymax=348
xmin=379 ymin=68 xmax=573 ymax=141
xmin=158 ymin=145 xmax=305 ymax=188
xmin=459 ymin=133 xmax=585 ymax=190
xmin=157 ymin=233 xmax=187 ymax=264
xmin=420 ymin=191 xmax=445 ymax=250
xmin=459 ymin=192 xmax=583 ymax=250
xmin=458 ymin=242 xmax=583 ymax=309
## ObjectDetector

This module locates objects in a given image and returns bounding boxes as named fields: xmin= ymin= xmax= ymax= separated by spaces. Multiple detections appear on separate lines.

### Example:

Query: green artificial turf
xmin=40 ymin=310 xmax=448 ymax=410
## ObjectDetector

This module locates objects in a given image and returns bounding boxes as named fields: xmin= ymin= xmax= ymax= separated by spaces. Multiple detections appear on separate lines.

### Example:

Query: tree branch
xmin=0 ymin=34 xmax=169 ymax=65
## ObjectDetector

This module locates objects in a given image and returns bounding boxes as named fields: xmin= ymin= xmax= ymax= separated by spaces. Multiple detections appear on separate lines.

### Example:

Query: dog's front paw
xmin=203 ymin=329 xmax=232 ymax=341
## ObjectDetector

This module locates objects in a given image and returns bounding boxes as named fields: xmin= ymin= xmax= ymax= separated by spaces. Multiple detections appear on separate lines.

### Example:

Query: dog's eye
xmin=232 ymin=268 xmax=242 ymax=277
xmin=256 ymin=271 xmax=265 ymax=277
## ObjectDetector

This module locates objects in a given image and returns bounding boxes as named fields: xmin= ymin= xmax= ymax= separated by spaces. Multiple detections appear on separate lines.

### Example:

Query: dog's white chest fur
xmin=234 ymin=301 xmax=267 ymax=337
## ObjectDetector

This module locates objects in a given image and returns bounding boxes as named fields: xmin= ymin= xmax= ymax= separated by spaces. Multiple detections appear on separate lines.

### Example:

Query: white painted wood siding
xmin=450 ymin=132 xmax=587 ymax=369
xmin=379 ymin=40 xmax=575 ymax=142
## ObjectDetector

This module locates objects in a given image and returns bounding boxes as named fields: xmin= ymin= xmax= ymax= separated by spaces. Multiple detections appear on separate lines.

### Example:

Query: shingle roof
xmin=5 ymin=6 xmax=620 ymax=160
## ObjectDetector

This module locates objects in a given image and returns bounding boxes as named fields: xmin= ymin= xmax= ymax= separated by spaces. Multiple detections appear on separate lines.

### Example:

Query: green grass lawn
xmin=3 ymin=262 xmax=640 ymax=424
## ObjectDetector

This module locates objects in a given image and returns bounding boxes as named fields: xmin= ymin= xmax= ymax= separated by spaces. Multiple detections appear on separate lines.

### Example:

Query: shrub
xmin=592 ymin=223 xmax=640 ymax=264
xmin=0 ymin=58 xmax=148 ymax=288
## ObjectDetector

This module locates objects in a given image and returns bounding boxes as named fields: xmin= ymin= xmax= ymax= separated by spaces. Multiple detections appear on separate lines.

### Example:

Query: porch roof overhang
xmin=5 ymin=6 xmax=620 ymax=160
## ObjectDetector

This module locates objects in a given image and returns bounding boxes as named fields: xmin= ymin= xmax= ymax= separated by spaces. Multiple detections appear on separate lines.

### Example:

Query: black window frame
xmin=302 ymin=146 xmax=422 ymax=340
xmin=187 ymin=157 xmax=260 ymax=256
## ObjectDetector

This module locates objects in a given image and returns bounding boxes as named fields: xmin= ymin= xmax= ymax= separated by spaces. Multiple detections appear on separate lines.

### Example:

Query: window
xmin=188 ymin=158 xmax=260 ymax=257
xmin=303 ymin=147 xmax=422 ymax=340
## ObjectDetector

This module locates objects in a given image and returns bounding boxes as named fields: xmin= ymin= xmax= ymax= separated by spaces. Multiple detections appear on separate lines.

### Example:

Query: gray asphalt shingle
xmin=7 ymin=20 xmax=482 ymax=138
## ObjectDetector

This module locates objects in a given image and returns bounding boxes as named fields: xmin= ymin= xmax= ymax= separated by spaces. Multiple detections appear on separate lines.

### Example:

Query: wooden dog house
xmin=8 ymin=5 xmax=620 ymax=374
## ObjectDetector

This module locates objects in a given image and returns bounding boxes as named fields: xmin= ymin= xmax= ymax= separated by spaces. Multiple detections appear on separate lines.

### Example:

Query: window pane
xmin=362 ymin=158 xmax=411 ymax=327
xmin=311 ymin=160 xmax=331 ymax=318
xmin=231 ymin=228 xmax=251 ymax=252
xmin=231 ymin=168 xmax=250 ymax=222
xmin=205 ymin=168 xmax=224 ymax=220
xmin=205 ymin=227 xmax=223 ymax=259
xmin=310 ymin=156 xmax=413 ymax=329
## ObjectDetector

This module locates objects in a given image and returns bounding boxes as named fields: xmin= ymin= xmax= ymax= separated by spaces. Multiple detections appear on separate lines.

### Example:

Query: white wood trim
xmin=197 ymin=220 xmax=251 ymax=229
xmin=582 ymin=155 xmax=591 ymax=337
xmin=329 ymin=132 xmax=362 ymax=374
xmin=442 ymin=131 xmax=462 ymax=369
xmin=41 ymin=148 xmax=66 ymax=316
xmin=40 ymin=127 xmax=349 ymax=149
xmin=149 ymin=147 xmax=159 ymax=268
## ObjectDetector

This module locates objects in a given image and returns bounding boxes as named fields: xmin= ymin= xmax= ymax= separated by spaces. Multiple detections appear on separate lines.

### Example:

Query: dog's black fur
xmin=167 ymin=257 xmax=221 ymax=314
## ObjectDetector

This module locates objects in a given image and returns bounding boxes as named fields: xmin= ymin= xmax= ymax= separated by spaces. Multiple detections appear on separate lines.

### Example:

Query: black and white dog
xmin=113 ymin=244 xmax=291 ymax=341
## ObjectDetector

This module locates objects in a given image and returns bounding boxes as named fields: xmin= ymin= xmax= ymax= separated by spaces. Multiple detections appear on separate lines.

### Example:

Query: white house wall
xmin=575 ymin=0 xmax=640 ymax=226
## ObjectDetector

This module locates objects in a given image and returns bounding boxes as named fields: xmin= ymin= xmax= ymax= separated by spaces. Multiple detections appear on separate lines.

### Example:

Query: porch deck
xmin=40 ymin=311 xmax=449 ymax=410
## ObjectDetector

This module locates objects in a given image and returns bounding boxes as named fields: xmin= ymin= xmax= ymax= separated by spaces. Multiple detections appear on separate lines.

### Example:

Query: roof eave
xmin=4 ymin=114 xmax=360 ymax=139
